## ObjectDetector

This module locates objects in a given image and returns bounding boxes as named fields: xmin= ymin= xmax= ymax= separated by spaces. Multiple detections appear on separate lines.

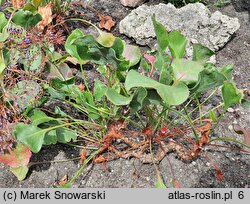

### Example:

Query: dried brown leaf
xmin=80 ymin=149 xmax=87 ymax=164
xmin=197 ymin=119 xmax=212 ymax=147
xmin=94 ymin=155 xmax=107 ymax=163
xmin=233 ymin=124 xmax=250 ymax=146
xmin=11 ymin=0 xmax=25 ymax=9
xmin=37 ymin=3 xmax=53 ymax=31
xmin=98 ymin=14 xmax=116 ymax=31
xmin=55 ymin=174 xmax=68 ymax=186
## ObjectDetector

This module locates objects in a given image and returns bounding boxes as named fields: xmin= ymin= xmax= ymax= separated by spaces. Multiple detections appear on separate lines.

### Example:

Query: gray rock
xmin=119 ymin=3 xmax=240 ymax=53
xmin=120 ymin=0 xmax=146 ymax=8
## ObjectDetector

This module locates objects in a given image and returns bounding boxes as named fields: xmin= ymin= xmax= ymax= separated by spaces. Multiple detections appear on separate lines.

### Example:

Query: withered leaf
xmin=79 ymin=149 xmax=87 ymax=164
xmin=98 ymin=14 xmax=115 ymax=31
xmin=37 ymin=3 xmax=53 ymax=31
xmin=94 ymin=155 xmax=107 ymax=163
xmin=11 ymin=0 xmax=25 ymax=9
xmin=233 ymin=124 xmax=250 ymax=146
xmin=55 ymin=174 xmax=68 ymax=186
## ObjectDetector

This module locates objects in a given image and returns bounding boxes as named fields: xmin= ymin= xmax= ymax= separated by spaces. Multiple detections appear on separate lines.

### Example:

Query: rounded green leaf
xmin=0 ymin=52 xmax=5 ymax=75
xmin=168 ymin=30 xmax=187 ymax=59
xmin=43 ymin=130 xmax=57 ymax=145
xmin=12 ymin=10 xmax=42 ymax=28
xmin=29 ymin=109 xmax=54 ymax=126
xmin=192 ymin=43 xmax=214 ymax=63
xmin=13 ymin=123 xmax=45 ymax=153
xmin=65 ymin=29 xmax=85 ymax=64
xmin=122 ymin=44 xmax=141 ymax=67
xmin=96 ymin=31 xmax=115 ymax=47
xmin=151 ymin=15 xmax=169 ymax=52
xmin=56 ymin=128 xmax=77 ymax=143
xmin=0 ymin=12 xmax=7 ymax=32
xmin=105 ymin=88 xmax=132 ymax=106
xmin=125 ymin=70 xmax=189 ymax=105
xmin=10 ymin=166 xmax=29 ymax=181
xmin=222 ymin=81 xmax=243 ymax=110
xmin=172 ymin=59 xmax=204 ymax=85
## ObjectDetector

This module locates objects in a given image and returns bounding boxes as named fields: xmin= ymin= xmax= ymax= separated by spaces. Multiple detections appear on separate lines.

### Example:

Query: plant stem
xmin=209 ymin=137 xmax=250 ymax=149
xmin=68 ymin=149 xmax=100 ymax=185
xmin=169 ymin=106 xmax=199 ymax=142
xmin=80 ymin=63 xmax=90 ymax=93
xmin=29 ymin=157 xmax=81 ymax=167
xmin=182 ymin=105 xmax=199 ymax=142
xmin=193 ymin=103 xmax=224 ymax=123
xmin=195 ymin=95 xmax=202 ymax=125
xmin=170 ymin=88 xmax=219 ymax=126
xmin=66 ymin=18 xmax=103 ymax=36
xmin=135 ymin=112 xmax=145 ymax=128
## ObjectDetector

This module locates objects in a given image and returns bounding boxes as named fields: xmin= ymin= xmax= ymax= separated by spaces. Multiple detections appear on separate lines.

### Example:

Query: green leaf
xmin=73 ymin=34 xmax=123 ymax=69
xmin=171 ymin=59 xmax=204 ymax=85
xmin=12 ymin=10 xmax=42 ymax=28
xmin=168 ymin=30 xmax=187 ymax=59
xmin=94 ymin=80 xmax=107 ymax=101
xmin=122 ymin=44 xmax=141 ymax=67
xmin=56 ymin=128 xmax=77 ymax=143
xmin=209 ymin=110 xmax=217 ymax=122
xmin=65 ymin=29 xmax=85 ymax=64
xmin=48 ymin=62 xmax=73 ymax=81
xmin=192 ymin=66 xmax=227 ymax=93
xmin=29 ymin=109 xmax=54 ymax=126
xmin=54 ymin=106 xmax=68 ymax=117
xmin=10 ymin=166 xmax=29 ymax=181
xmin=96 ymin=31 xmax=115 ymax=47
xmin=151 ymin=15 xmax=168 ymax=52
xmin=219 ymin=64 xmax=233 ymax=80
xmin=145 ymin=90 xmax=162 ymax=105
xmin=125 ymin=70 xmax=189 ymax=106
xmin=0 ymin=51 xmax=5 ymax=75
xmin=24 ymin=3 xmax=37 ymax=13
xmin=192 ymin=43 xmax=214 ymax=63
xmin=74 ymin=35 xmax=96 ymax=62
xmin=32 ymin=0 xmax=42 ymax=8
xmin=105 ymin=88 xmax=133 ymax=106
xmin=46 ymin=86 xmax=66 ymax=100
xmin=0 ymin=32 xmax=9 ymax=42
xmin=111 ymin=37 xmax=124 ymax=57
xmin=0 ymin=12 xmax=7 ymax=32
xmin=13 ymin=123 xmax=45 ymax=153
xmin=154 ymin=52 xmax=172 ymax=85
xmin=130 ymin=87 xmax=147 ymax=113
xmin=0 ymin=144 xmax=32 ymax=168
xmin=222 ymin=81 xmax=243 ymax=110
xmin=43 ymin=130 xmax=57 ymax=145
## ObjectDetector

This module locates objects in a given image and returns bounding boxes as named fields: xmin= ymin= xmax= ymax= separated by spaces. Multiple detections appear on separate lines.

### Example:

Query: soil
xmin=0 ymin=0 xmax=249 ymax=188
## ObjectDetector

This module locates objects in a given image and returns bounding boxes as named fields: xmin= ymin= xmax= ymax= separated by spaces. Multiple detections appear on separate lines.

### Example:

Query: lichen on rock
xmin=119 ymin=3 xmax=240 ymax=53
